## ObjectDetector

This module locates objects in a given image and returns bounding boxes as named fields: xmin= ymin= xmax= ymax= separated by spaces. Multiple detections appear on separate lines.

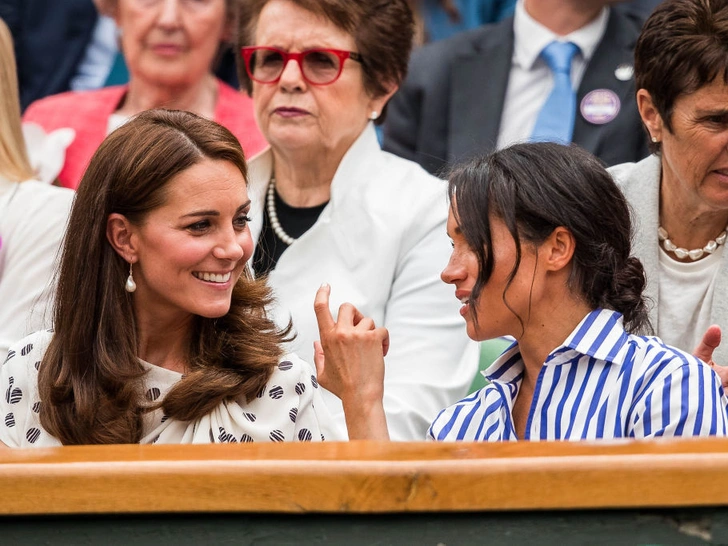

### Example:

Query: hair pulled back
xmin=38 ymin=109 xmax=291 ymax=445
xmin=448 ymin=142 xmax=650 ymax=334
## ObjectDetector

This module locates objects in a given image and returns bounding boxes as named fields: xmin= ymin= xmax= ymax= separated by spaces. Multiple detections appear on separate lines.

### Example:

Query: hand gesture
xmin=313 ymin=284 xmax=390 ymax=440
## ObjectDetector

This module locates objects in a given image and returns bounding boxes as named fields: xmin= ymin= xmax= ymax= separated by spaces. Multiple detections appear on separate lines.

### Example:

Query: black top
xmin=252 ymin=188 xmax=328 ymax=277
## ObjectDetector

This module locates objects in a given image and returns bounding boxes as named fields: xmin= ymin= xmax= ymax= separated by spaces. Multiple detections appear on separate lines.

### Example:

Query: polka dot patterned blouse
xmin=0 ymin=330 xmax=342 ymax=447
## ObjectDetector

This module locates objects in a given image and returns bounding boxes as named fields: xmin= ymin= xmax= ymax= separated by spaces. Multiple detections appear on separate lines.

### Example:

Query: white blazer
xmin=247 ymin=124 xmax=479 ymax=440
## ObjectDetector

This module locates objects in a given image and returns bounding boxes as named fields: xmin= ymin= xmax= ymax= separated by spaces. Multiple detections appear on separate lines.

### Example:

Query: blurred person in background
xmin=0 ymin=18 xmax=74 ymax=363
xmin=384 ymin=0 xmax=649 ymax=175
xmin=236 ymin=0 xmax=477 ymax=440
xmin=22 ymin=0 xmax=267 ymax=190
xmin=0 ymin=0 xmax=107 ymax=110
xmin=410 ymin=0 xmax=515 ymax=44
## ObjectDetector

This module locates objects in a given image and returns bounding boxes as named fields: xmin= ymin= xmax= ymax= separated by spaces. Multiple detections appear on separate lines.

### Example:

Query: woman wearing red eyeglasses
xmin=235 ymin=0 xmax=478 ymax=441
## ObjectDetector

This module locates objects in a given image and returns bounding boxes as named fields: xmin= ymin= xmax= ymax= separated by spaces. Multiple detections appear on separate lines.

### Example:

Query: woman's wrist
xmin=342 ymin=398 xmax=389 ymax=440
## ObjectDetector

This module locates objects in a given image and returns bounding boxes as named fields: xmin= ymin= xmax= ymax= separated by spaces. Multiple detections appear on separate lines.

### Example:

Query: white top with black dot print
xmin=0 ymin=330 xmax=342 ymax=447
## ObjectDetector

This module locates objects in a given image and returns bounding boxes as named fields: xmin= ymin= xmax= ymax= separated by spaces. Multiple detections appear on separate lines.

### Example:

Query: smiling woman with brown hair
xmin=0 ymin=109 xmax=335 ymax=447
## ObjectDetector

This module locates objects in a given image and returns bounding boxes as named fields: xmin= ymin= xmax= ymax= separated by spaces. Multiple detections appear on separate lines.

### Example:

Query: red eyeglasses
xmin=241 ymin=46 xmax=363 ymax=86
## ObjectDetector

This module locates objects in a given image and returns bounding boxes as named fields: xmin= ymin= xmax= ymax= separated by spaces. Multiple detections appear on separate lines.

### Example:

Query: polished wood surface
xmin=1 ymin=438 xmax=728 ymax=514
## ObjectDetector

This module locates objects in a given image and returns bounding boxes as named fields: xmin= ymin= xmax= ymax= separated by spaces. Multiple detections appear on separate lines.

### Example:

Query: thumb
xmin=694 ymin=325 xmax=722 ymax=365
xmin=313 ymin=340 xmax=325 ymax=377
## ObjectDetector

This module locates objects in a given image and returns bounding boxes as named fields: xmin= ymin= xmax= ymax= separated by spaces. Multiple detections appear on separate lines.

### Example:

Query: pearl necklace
xmin=658 ymin=225 xmax=728 ymax=261
xmin=266 ymin=177 xmax=296 ymax=246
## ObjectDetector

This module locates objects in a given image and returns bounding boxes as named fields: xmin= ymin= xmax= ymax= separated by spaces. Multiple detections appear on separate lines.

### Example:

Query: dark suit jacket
xmin=0 ymin=0 xmax=97 ymax=111
xmin=383 ymin=9 xmax=650 ymax=175
xmin=617 ymin=0 xmax=663 ymax=21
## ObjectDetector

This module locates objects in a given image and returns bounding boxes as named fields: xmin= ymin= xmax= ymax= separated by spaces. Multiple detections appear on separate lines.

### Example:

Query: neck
xmin=117 ymin=73 xmax=218 ymax=119
xmin=271 ymin=149 xmax=340 ymax=207
xmin=515 ymin=292 xmax=593 ymax=385
xmin=524 ymin=0 xmax=605 ymax=35
xmin=659 ymin=168 xmax=728 ymax=251
xmin=134 ymin=309 xmax=194 ymax=374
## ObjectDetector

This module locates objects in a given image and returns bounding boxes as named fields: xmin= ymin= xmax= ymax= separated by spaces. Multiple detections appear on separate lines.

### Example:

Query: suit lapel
xmin=572 ymin=10 xmax=639 ymax=155
xmin=449 ymin=22 xmax=514 ymax=163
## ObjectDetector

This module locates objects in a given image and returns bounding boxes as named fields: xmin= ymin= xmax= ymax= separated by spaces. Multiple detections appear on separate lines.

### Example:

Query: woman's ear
xmin=106 ymin=213 xmax=138 ymax=263
xmin=542 ymin=226 xmax=576 ymax=273
xmin=636 ymin=88 xmax=664 ymax=142
xmin=369 ymin=82 xmax=400 ymax=119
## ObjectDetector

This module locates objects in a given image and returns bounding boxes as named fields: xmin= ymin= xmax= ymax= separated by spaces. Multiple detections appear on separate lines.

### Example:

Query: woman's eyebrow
xmin=181 ymin=200 xmax=252 ymax=219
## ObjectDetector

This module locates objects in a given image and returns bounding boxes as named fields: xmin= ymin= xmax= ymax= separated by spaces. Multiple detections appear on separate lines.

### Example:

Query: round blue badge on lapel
xmin=580 ymin=89 xmax=621 ymax=125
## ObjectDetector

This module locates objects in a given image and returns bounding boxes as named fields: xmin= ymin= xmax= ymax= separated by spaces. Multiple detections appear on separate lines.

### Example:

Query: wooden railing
xmin=2 ymin=438 xmax=728 ymax=515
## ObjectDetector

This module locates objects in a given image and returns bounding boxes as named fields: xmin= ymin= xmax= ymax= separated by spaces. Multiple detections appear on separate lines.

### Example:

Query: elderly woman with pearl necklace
xmin=236 ymin=0 xmax=477 ymax=440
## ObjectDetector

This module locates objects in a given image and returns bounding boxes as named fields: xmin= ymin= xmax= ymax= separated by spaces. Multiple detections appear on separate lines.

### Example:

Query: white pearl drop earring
xmin=369 ymin=111 xmax=379 ymax=120
xmin=125 ymin=262 xmax=137 ymax=293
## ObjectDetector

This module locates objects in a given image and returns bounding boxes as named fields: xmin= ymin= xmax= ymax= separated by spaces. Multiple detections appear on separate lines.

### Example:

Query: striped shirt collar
xmin=485 ymin=309 xmax=631 ymax=389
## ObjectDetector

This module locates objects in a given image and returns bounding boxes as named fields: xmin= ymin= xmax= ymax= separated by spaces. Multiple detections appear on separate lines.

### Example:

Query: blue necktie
xmin=531 ymin=41 xmax=580 ymax=144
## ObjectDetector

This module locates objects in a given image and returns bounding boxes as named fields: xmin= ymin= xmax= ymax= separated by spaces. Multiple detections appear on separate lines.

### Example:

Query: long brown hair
xmin=38 ymin=109 xmax=290 ymax=445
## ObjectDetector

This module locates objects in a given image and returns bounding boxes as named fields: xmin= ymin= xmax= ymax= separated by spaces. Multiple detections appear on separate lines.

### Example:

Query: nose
xmin=441 ymin=251 xmax=466 ymax=286
xmin=278 ymin=57 xmax=306 ymax=91
xmin=157 ymin=0 xmax=181 ymax=29
xmin=213 ymin=227 xmax=250 ymax=263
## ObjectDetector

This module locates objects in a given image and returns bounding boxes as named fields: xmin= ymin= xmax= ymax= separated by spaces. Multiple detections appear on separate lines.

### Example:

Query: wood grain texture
xmin=1 ymin=438 xmax=728 ymax=514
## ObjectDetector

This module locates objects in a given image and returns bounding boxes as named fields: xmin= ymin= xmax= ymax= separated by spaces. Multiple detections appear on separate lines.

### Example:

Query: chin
xmin=465 ymin=323 xmax=482 ymax=341
xmin=269 ymin=128 xmax=316 ymax=149
xmin=195 ymin=304 xmax=232 ymax=319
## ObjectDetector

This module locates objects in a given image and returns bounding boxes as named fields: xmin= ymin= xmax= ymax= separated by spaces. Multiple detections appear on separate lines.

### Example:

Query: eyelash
xmin=234 ymin=215 xmax=253 ymax=228
xmin=187 ymin=215 xmax=252 ymax=232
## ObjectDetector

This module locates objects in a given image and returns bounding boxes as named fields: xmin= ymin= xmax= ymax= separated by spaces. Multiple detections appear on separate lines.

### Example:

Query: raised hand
xmin=313 ymin=284 xmax=390 ymax=440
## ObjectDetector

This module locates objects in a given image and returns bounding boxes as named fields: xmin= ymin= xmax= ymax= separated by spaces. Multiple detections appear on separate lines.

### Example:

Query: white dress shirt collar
xmin=513 ymin=0 xmax=610 ymax=70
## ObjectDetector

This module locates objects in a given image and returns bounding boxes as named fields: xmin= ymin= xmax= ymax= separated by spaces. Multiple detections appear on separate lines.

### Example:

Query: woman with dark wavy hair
xmin=314 ymin=142 xmax=728 ymax=441
xmin=0 ymin=109 xmax=335 ymax=447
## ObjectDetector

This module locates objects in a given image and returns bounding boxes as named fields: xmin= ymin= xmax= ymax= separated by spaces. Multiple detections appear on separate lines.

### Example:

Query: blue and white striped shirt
xmin=428 ymin=309 xmax=728 ymax=441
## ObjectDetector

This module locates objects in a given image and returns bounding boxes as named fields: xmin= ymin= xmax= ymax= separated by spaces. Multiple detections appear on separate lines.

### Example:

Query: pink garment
xmin=23 ymin=80 xmax=267 ymax=190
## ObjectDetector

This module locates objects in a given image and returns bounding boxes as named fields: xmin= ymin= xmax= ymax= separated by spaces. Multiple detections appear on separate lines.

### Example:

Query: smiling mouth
xmin=193 ymin=272 xmax=232 ymax=283
xmin=459 ymin=296 xmax=470 ymax=305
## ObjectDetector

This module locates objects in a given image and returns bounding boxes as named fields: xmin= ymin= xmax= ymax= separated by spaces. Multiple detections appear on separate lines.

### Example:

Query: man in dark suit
xmin=383 ymin=0 xmax=650 ymax=175
xmin=0 ymin=0 xmax=99 ymax=111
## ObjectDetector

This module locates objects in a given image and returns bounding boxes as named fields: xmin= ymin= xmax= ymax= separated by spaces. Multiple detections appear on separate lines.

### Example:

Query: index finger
xmin=313 ymin=283 xmax=335 ymax=333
